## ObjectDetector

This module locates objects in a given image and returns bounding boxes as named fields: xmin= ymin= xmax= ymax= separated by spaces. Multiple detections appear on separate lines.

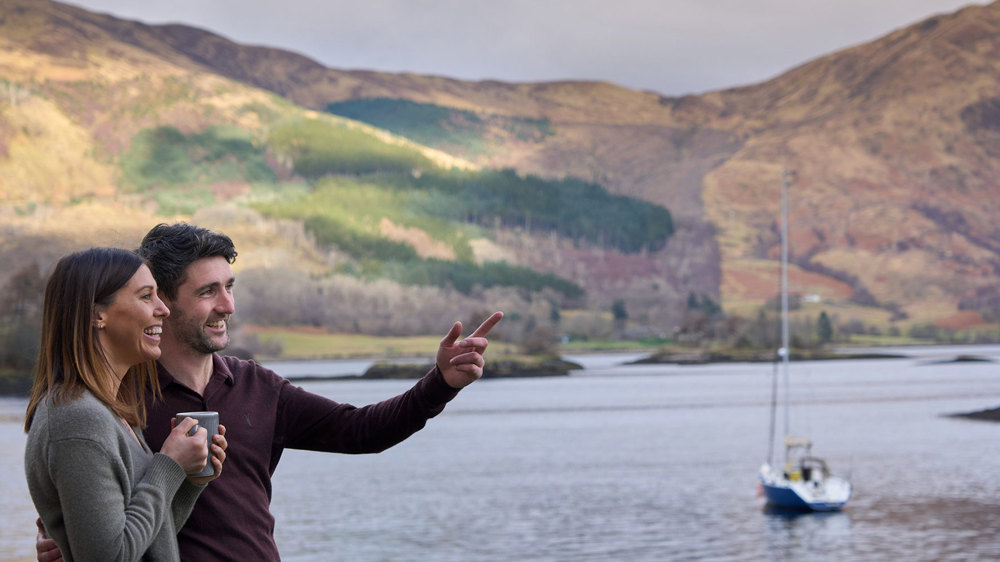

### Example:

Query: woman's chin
xmin=141 ymin=345 xmax=162 ymax=362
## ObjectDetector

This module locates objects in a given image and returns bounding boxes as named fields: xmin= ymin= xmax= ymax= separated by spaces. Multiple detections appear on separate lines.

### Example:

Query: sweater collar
xmin=155 ymin=353 xmax=235 ymax=388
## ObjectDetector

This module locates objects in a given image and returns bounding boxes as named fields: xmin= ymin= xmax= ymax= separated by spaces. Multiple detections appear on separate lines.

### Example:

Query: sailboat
xmin=758 ymin=170 xmax=852 ymax=512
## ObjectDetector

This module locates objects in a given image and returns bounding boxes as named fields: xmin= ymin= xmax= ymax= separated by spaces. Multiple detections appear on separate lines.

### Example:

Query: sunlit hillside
xmin=2 ymin=0 xmax=999 ymax=354
xmin=0 ymin=0 xmax=695 ymax=355
xmin=154 ymin=0 xmax=1000 ymax=336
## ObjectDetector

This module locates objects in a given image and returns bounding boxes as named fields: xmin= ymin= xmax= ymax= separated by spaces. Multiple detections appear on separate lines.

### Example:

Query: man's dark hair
xmin=136 ymin=223 xmax=237 ymax=299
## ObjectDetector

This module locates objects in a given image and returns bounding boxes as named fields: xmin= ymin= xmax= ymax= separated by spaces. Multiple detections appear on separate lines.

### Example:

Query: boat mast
xmin=780 ymin=169 xmax=791 ymax=449
xmin=766 ymin=357 xmax=778 ymax=465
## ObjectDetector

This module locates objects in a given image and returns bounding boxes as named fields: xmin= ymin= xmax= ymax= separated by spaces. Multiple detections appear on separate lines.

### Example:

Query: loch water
xmin=3 ymin=346 xmax=1000 ymax=560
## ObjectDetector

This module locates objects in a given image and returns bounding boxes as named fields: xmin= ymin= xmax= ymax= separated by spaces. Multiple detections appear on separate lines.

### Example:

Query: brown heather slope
xmin=3 ymin=0 xmax=1000 ymax=330
xmin=704 ymin=2 xmax=1000 ymax=321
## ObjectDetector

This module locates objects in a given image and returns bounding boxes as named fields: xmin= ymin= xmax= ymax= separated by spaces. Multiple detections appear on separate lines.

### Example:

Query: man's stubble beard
xmin=171 ymin=307 xmax=229 ymax=355
xmin=187 ymin=329 xmax=229 ymax=355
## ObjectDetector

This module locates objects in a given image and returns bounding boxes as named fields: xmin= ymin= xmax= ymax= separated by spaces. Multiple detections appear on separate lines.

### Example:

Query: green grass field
xmin=251 ymin=328 xmax=521 ymax=360
xmin=248 ymin=326 xmax=680 ymax=361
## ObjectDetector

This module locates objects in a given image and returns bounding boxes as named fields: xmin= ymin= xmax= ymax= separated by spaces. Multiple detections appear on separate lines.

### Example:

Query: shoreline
xmin=347 ymin=356 xmax=582 ymax=381
xmin=946 ymin=406 xmax=1000 ymax=423
xmin=3 ymin=345 xmax=999 ymax=396
xmin=627 ymin=349 xmax=910 ymax=365
xmin=254 ymin=340 xmax=1000 ymax=365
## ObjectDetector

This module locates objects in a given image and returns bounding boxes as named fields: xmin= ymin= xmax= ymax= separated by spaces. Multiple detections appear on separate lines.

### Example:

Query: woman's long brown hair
xmin=25 ymin=248 xmax=160 ymax=432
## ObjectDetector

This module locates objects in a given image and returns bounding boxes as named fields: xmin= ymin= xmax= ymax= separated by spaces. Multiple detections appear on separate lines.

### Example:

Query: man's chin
xmin=192 ymin=335 xmax=229 ymax=355
xmin=209 ymin=336 xmax=230 ymax=352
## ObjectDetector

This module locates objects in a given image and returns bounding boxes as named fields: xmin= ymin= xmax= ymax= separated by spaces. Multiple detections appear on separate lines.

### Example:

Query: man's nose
xmin=216 ymin=290 xmax=235 ymax=314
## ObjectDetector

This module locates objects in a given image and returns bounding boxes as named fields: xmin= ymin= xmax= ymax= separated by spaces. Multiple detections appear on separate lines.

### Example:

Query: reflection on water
xmin=762 ymin=506 xmax=853 ymax=559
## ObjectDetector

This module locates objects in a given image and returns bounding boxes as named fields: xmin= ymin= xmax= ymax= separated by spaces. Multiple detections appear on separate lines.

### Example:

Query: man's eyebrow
xmin=195 ymin=277 xmax=236 ymax=292
xmin=195 ymin=281 xmax=223 ymax=292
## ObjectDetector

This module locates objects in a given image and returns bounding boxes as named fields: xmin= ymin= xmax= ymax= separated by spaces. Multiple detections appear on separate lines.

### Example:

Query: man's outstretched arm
xmin=278 ymin=311 xmax=504 ymax=453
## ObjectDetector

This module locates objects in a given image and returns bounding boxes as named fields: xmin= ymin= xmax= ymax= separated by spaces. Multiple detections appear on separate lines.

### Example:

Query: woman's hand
xmin=159 ymin=417 xmax=208 ymax=475
xmin=186 ymin=424 xmax=228 ymax=485
xmin=35 ymin=517 xmax=63 ymax=562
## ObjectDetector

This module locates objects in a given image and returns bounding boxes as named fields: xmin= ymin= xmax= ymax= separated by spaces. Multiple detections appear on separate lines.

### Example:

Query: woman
xmin=24 ymin=247 xmax=227 ymax=561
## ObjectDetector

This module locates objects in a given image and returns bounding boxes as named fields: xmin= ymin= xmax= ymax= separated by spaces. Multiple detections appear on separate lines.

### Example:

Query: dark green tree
xmin=611 ymin=299 xmax=628 ymax=339
xmin=612 ymin=299 xmax=628 ymax=321
xmin=0 ymin=262 xmax=44 ymax=373
xmin=817 ymin=310 xmax=834 ymax=344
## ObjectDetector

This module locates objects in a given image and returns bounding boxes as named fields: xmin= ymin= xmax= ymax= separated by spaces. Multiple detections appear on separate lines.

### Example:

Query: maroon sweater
xmin=142 ymin=354 xmax=458 ymax=561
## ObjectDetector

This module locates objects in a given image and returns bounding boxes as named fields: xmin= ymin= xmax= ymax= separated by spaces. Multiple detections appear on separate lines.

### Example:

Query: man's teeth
xmin=206 ymin=321 xmax=226 ymax=328
xmin=144 ymin=327 xmax=162 ymax=336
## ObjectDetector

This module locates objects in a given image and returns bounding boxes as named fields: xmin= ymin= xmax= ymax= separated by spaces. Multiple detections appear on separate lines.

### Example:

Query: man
xmin=38 ymin=223 xmax=503 ymax=561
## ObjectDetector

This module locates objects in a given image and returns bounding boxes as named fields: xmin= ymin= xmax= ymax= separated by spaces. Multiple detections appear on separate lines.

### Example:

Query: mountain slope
xmin=3 ymin=0 xmax=1000 ymax=335
xmin=703 ymin=2 xmax=1000 ymax=322
xmin=130 ymin=0 xmax=1000 ymax=326
xmin=205 ymin=1 xmax=999 ymax=327
xmin=0 ymin=0 xmax=697 ymax=341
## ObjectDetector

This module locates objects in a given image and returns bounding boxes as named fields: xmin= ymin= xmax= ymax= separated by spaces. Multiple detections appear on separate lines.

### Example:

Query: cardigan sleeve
xmin=171 ymin=480 xmax=206 ymax=532
xmin=135 ymin=428 xmax=205 ymax=533
xmin=47 ymin=437 xmax=188 ymax=561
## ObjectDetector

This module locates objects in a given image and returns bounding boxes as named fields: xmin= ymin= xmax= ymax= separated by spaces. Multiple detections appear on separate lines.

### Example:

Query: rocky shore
xmin=947 ymin=407 xmax=1000 ymax=422
xmin=360 ymin=356 xmax=582 ymax=380
xmin=629 ymin=349 xmax=906 ymax=365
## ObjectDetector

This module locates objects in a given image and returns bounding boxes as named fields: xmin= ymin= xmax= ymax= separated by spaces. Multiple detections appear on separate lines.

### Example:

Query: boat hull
xmin=759 ymin=465 xmax=851 ymax=512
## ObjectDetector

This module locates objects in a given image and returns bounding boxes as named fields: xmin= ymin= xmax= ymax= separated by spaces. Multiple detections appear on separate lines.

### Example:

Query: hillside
xmin=112 ymin=0 xmax=1000 ymax=331
xmin=705 ymin=3 xmax=1000 ymax=327
xmin=0 ymin=0 xmax=690 ymax=350
xmin=1 ymin=0 xmax=999 ymax=344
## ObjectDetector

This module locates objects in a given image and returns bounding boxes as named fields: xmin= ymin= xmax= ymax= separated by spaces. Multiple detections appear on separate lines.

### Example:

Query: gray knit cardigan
xmin=25 ymin=389 xmax=204 ymax=561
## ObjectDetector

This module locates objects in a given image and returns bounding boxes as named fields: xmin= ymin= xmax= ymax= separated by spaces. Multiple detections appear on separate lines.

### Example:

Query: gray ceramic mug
xmin=176 ymin=411 xmax=219 ymax=477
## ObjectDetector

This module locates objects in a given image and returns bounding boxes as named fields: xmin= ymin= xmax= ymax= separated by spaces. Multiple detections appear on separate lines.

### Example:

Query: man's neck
xmin=158 ymin=339 xmax=215 ymax=396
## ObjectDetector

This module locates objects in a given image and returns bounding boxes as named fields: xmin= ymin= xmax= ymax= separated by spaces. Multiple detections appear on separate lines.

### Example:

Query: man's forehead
xmin=179 ymin=256 xmax=234 ymax=288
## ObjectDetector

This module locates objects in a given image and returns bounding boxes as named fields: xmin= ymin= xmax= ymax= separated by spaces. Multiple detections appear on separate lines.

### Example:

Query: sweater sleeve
xmin=276 ymin=365 xmax=460 ymax=454
xmin=171 ymin=480 xmax=206 ymax=532
xmin=48 ymin=437 xmax=188 ymax=561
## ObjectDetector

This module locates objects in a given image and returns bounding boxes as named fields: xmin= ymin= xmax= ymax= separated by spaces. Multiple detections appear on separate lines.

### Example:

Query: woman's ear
xmin=93 ymin=308 xmax=107 ymax=330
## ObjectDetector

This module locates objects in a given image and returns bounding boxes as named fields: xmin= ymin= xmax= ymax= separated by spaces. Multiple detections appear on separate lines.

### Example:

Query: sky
xmin=65 ymin=0 xmax=988 ymax=96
